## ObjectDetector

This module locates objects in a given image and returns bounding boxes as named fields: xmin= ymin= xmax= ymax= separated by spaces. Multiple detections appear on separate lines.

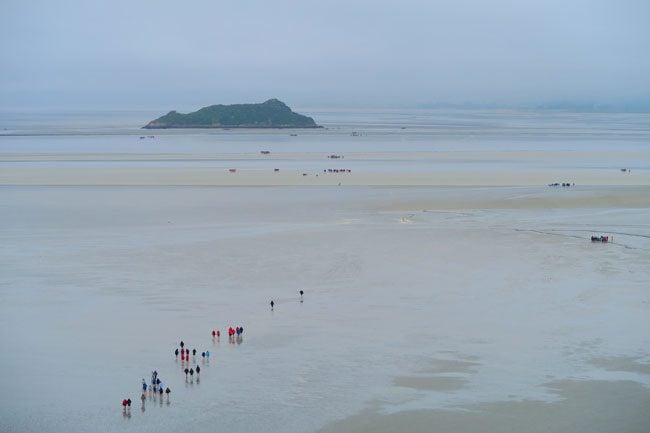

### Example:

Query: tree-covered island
xmin=143 ymin=99 xmax=319 ymax=129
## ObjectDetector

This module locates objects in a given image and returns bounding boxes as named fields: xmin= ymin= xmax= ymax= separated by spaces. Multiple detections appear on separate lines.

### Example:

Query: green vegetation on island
xmin=143 ymin=99 xmax=319 ymax=129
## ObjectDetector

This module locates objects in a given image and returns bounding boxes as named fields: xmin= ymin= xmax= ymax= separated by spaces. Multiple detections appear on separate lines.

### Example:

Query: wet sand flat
xmin=1 ymin=185 xmax=649 ymax=433
xmin=1 ymin=110 xmax=649 ymax=433
xmin=1 ymin=163 xmax=649 ymax=186
xmin=319 ymin=380 xmax=650 ymax=433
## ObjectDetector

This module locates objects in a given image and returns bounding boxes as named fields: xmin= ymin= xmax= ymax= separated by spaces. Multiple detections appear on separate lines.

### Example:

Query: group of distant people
xmin=176 ymin=340 xmax=206 ymax=382
xmin=174 ymin=344 xmax=210 ymax=361
xmin=228 ymin=326 xmax=244 ymax=337
xmin=130 ymin=369 xmax=171 ymax=411
xmin=122 ymin=289 xmax=308 ymax=413
xmin=323 ymin=169 xmax=352 ymax=173
xmin=225 ymin=326 xmax=243 ymax=345
xmin=183 ymin=365 xmax=200 ymax=379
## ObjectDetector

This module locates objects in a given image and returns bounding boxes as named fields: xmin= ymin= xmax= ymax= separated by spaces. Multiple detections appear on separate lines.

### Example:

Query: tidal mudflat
xmin=1 ymin=110 xmax=649 ymax=432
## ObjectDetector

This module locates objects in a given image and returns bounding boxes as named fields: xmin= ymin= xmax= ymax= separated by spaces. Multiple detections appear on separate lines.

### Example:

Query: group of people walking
xmin=143 ymin=370 xmax=171 ymax=400
xmin=228 ymin=326 xmax=244 ymax=337
xmin=122 ymin=289 xmax=306 ymax=414
xmin=183 ymin=365 xmax=200 ymax=379
xmin=175 ymin=344 xmax=211 ymax=361
xmin=122 ymin=370 xmax=171 ymax=414
xmin=176 ymin=340 xmax=206 ymax=382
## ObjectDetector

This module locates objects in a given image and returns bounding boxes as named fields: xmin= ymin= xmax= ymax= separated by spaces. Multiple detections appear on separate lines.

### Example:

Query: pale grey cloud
xmin=1 ymin=0 xmax=648 ymax=109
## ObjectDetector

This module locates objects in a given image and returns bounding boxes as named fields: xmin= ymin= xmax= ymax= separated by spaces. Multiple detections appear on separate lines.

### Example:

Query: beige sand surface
xmin=590 ymin=356 xmax=650 ymax=375
xmin=1 ymin=150 xmax=648 ymax=162
xmin=373 ymin=186 xmax=650 ymax=210
xmin=394 ymin=376 xmax=469 ymax=392
xmin=319 ymin=380 xmax=650 ymax=433
xmin=1 ymin=184 xmax=648 ymax=433
xmin=1 ymin=165 xmax=649 ymax=187
xmin=1 ymin=149 xmax=649 ymax=187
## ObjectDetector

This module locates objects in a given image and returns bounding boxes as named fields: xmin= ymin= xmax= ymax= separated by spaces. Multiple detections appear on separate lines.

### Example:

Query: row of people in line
xmin=138 ymin=386 xmax=171 ymax=398
xmin=123 ymin=372 xmax=171 ymax=409
xmin=122 ymin=289 xmax=308 ymax=412
xmin=144 ymin=372 xmax=170 ymax=397
xmin=183 ymin=366 xmax=200 ymax=378
xmin=210 ymin=326 xmax=245 ymax=338
xmin=174 ymin=347 xmax=211 ymax=360
xmin=228 ymin=326 xmax=244 ymax=337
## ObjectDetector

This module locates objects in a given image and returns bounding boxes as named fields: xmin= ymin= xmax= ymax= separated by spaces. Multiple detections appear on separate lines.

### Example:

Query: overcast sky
xmin=1 ymin=0 xmax=648 ymax=109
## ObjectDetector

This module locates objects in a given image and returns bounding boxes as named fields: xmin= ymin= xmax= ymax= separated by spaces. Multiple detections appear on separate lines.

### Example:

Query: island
xmin=143 ymin=99 xmax=319 ymax=129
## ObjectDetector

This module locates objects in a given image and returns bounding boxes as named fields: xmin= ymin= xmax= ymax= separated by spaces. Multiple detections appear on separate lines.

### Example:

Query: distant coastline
xmin=416 ymin=100 xmax=650 ymax=113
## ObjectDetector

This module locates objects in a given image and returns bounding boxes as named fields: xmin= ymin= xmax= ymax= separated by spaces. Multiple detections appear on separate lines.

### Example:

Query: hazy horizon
xmin=1 ymin=0 xmax=649 ymax=110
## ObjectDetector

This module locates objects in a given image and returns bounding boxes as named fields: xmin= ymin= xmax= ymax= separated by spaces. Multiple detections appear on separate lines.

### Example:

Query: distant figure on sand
xmin=165 ymin=387 xmax=171 ymax=399
xmin=180 ymin=341 xmax=184 ymax=348
xmin=270 ymin=300 xmax=274 ymax=310
xmin=192 ymin=348 xmax=197 ymax=356
xmin=196 ymin=365 xmax=201 ymax=375
xmin=175 ymin=348 xmax=179 ymax=358
xmin=299 ymin=289 xmax=304 ymax=301
xmin=190 ymin=368 xmax=194 ymax=379
xmin=212 ymin=330 xmax=216 ymax=337
xmin=184 ymin=368 xmax=189 ymax=377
